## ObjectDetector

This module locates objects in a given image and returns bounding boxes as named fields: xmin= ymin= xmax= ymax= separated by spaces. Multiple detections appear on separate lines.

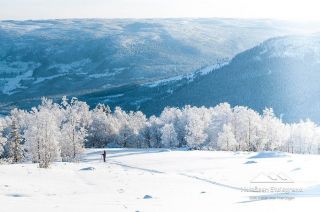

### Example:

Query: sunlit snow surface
xmin=0 ymin=148 xmax=319 ymax=211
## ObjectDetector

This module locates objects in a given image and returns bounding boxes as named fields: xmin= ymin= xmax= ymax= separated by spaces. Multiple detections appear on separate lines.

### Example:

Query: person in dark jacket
xmin=102 ymin=150 xmax=106 ymax=162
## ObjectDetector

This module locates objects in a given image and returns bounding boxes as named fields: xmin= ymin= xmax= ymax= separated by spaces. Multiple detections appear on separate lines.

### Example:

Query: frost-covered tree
xmin=5 ymin=108 xmax=29 ymax=162
xmin=24 ymin=98 xmax=61 ymax=168
xmin=231 ymin=106 xmax=261 ymax=151
xmin=113 ymin=108 xmax=147 ymax=148
xmin=161 ymin=123 xmax=178 ymax=148
xmin=128 ymin=111 xmax=147 ymax=147
xmin=88 ymin=105 xmax=110 ymax=147
xmin=217 ymin=124 xmax=237 ymax=151
xmin=147 ymin=116 xmax=162 ymax=148
xmin=158 ymin=107 xmax=187 ymax=147
xmin=185 ymin=113 xmax=208 ymax=149
xmin=8 ymin=118 xmax=23 ymax=163
xmin=0 ymin=97 xmax=320 ymax=161
xmin=206 ymin=103 xmax=233 ymax=149
xmin=140 ymin=121 xmax=152 ymax=148
xmin=113 ymin=107 xmax=131 ymax=147
xmin=288 ymin=120 xmax=320 ymax=154
xmin=0 ymin=136 xmax=5 ymax=158
xmin=60 ymin=97 xmax=88 ymax=161
xmin=0 ymin=118 xmax=7 ymax=158
xmin=261 ymin=108 xmax=288 ymax=151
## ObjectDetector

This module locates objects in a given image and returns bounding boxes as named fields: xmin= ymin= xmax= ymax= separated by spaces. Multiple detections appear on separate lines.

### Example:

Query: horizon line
xmin=1 ymin=16 xmax=319 ymax=23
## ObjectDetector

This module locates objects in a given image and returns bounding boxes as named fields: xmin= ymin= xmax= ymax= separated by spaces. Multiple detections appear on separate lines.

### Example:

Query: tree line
xmin=0 ymin=97 xmax=320 ymax=167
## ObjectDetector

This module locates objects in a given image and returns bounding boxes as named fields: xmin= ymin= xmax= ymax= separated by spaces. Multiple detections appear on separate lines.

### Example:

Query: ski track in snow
xmin=108 ymin=160 xmax=165 ymax=174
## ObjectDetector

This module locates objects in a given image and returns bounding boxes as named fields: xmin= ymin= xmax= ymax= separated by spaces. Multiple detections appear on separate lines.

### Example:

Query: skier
xmin=101 ymin=150 xmax=106 ymax=162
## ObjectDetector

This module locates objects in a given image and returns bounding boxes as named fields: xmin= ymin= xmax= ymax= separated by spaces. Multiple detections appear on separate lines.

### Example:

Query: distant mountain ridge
xmin=0 ymin=18 xmax=320 ymax=119
xmin=139 ymin=34 xmax=320 ymax=122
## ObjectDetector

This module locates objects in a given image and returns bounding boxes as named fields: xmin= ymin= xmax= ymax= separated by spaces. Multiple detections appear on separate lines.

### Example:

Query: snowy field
xmin=1 ymin=149 xmax=320 ymax=212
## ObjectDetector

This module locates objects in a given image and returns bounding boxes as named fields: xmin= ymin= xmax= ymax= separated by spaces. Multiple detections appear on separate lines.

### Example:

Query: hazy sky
xmin=0 ymin=0 xmax=320 ymax=21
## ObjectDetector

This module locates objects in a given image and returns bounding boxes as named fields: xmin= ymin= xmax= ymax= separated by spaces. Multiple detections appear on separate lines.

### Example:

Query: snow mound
xmin=6 ymin=193 xmax=30 ymax=198
xmin=79 ymin=167 xmax=96 ymax=171
xmin=249 ymin=151 xmax=289 ymax=159
xmin=143 ymin=195 xmax=152 ymax=199
xmin=244 ymin=160 xmax=257 ymax=164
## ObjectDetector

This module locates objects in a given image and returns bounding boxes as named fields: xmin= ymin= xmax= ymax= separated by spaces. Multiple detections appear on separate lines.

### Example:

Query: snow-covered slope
xmin=0 ymin=148 xmax=319 ymax=211
xmin=0 ymin=18 xmax=318 ymax=114
xmin=140 ymin=34 xmax=320 ymax=122
xmin=261 ymin=35 xmax=320 ymax=59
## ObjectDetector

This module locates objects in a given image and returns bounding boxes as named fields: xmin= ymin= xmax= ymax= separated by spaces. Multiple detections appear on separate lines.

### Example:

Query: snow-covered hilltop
xmin=259 ymin=34 xmax=320 ymax=59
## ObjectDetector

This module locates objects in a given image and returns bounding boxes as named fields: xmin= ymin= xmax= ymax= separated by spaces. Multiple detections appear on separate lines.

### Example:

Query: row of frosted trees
xmin=1 ymin=97 xmax=320 ymax=167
